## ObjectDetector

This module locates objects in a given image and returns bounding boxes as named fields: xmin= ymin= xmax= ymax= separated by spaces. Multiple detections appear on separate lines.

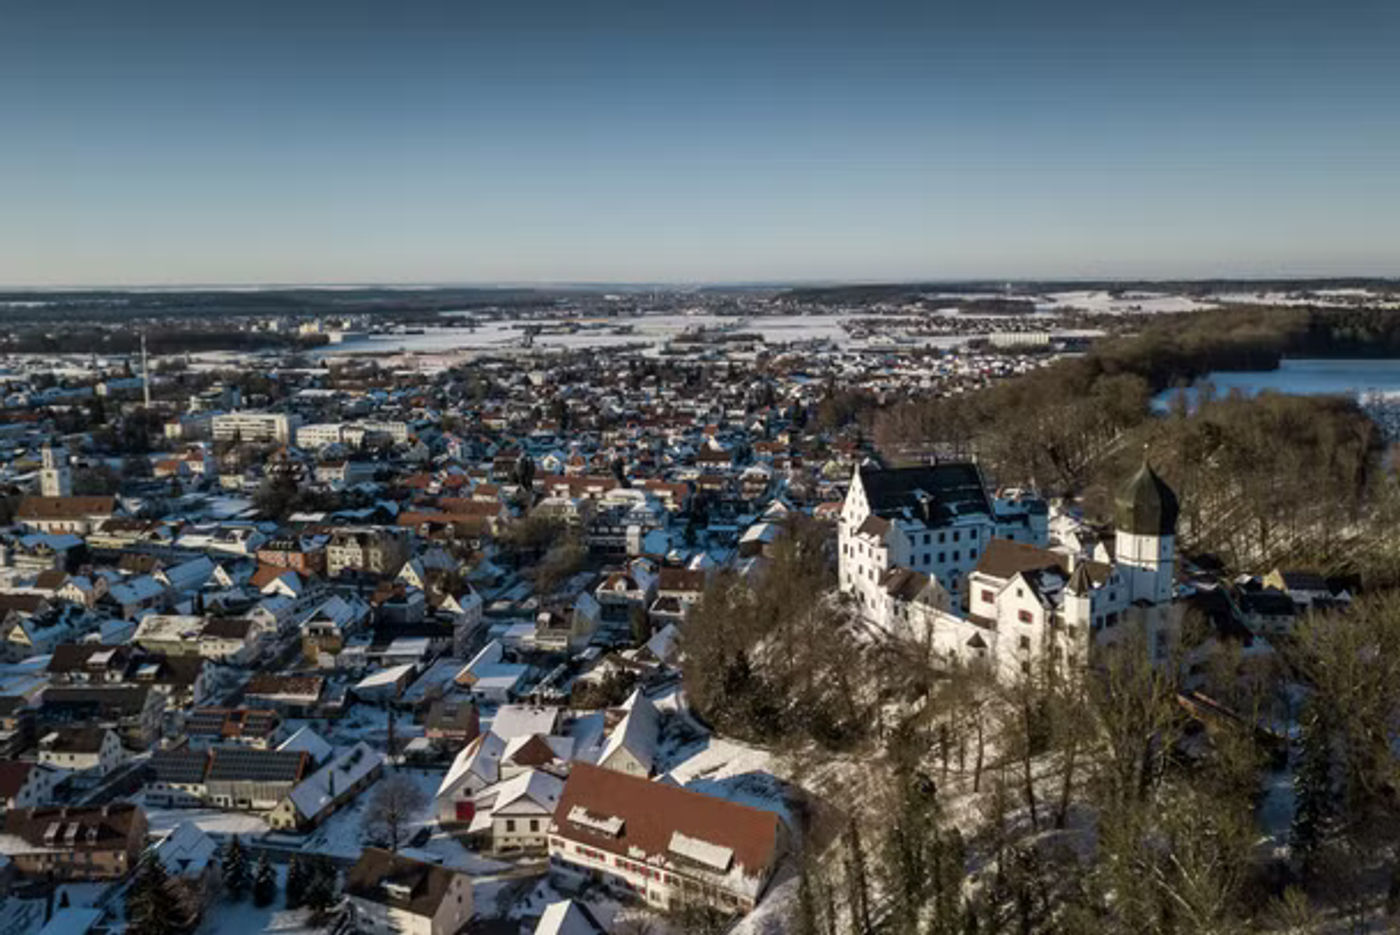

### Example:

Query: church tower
xmin=39 ymin=443 xmax=71 ymax=498
xmin=1113 ymin=460 xmax=1178 ymax=605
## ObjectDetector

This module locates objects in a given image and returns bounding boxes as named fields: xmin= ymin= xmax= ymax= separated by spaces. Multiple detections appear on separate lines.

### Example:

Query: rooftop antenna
xmin=141 ymin=333 xmax=152 ymax=408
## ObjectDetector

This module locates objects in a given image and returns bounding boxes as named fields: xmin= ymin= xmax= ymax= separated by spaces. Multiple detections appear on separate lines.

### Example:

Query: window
xmin=938 ymin=532 xmax=946 ymax=544
xmin=938 ymin=552 xmax=945 ymax=563
xmin=952 ymin=551 xmax=960 ymax=561
xmin=923 ymin=534 xmax=930 ymax=545
xmin=953 ymin=531 xmax=960 ymax=542
xmin=1019 ymin=635 xmax=1031 ymax=650
xmin=1018 ymin=609 xmax=1033 ymax=623
xmin=530 ymin=819 xmax=539 ymax=832
xmin=981 ymin=589 xmax=994 ymax=604
xmin=506 ymin=819 xmax=516 ymax=832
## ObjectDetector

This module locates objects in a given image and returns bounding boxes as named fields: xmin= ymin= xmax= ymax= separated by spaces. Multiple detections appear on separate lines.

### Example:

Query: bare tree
xmin=363 ymin=773 xmax=427 ymax=852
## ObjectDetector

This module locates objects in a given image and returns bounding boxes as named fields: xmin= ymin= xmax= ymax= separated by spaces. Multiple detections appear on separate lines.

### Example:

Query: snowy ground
xmin=1038 ymin=290 xmax=1217 ymax=315
xmin=301 ymin=767 xmax=509 ymax=875
xmin=139 ymin=801 xmax=272 ymax=837
xmin=196 ymin=866 xmax=319 ymax=935
xmin=285 ymin=702 xmax=421 ymax=751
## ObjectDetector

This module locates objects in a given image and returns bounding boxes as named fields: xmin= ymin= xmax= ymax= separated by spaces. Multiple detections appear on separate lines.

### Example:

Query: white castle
xmin=839 ymin=460 xmax=1178 ymax=679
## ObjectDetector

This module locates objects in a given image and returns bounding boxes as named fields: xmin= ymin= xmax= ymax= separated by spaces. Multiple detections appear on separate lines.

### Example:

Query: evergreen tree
xmin=285 ymin=856 xmax=307 ymax=909
xmin=1291 ymin=702 xmax=1336 ymax=881
xmin=221 ymin=835 xmax=250 ymax=900
xmin=629 ymin=605 xmax=651 ymax=646
xmin=127 ymin=853 xmax=180 ymax=935
xmin=303 ymin=856 xmax=340 ymax=922
xmin=252 ymin=852 xmax=277 ymax=908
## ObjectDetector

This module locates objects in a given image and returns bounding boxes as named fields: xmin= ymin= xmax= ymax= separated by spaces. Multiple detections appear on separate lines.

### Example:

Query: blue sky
xmin=2 ymin=0 xmax=1398 ymax=285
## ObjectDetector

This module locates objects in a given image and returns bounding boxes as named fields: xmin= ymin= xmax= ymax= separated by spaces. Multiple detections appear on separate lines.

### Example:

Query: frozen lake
xmin=1153 ymin=358 xmax=1400 ymax=410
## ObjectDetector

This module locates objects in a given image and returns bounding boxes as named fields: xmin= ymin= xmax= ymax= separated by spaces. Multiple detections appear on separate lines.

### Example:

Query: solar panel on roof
xmin=207 ymin=747 xmax=305 ymax=782
xmin=151 ymin=749 xmax=210 ymax=783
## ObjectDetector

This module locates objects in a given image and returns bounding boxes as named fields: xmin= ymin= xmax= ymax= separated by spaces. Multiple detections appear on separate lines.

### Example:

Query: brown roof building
xmin=548 ymin=762 xmax=786 ymax=914
xmin=345 ymin=848 xmax=474 ymax=935
xmin=1 ymin=803 xmax=147 ymax=880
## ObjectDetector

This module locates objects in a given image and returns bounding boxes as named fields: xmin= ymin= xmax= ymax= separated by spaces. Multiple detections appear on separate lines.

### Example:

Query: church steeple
xmin=1112 ymin=458 xmax=1177 ymax=606
xmin=1114 ymin=459 xmax=1178 ymax=537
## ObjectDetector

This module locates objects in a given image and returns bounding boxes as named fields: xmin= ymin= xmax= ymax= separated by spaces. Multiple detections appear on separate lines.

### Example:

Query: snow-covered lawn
xmin=197 ymin=866 xmax=319 ymax=935
xmin=300 ymin=768 xmax=508 ymax=875
xmin=139 ymin=802 xmax=272 ymax=837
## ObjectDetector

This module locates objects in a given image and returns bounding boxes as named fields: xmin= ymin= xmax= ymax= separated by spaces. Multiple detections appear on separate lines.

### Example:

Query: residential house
xmin=469 ymin=768 xmax=564 ymax=854
xmin=1 ymin=803 xmax=147 ymax=880
xmin=267 ymin=741 xmax=385 ymax=831
xmin=37 ymin=727 xmax=125 ymax=778
xmin=0 ymin=760 xmax=64 ymax=810
xmin=548 ymin=763 xmax=785 ymax=914
xmin=344 ymin=848 xmax=474 ymax=935
xmin=40 ymin=684 xmax=165 ymax=748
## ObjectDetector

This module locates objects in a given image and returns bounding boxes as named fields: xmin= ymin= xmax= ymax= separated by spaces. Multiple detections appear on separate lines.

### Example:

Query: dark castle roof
xmin=1114 ymin=462 xmax=1179 ymax=537
xmin=858 ymin=462 xmax=992 ymax=525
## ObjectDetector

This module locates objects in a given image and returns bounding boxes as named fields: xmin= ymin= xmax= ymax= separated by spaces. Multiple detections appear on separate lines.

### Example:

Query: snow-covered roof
xmin=152 ymin=821 xmax=218 ymax=878
xmin=354 ymin=663 xmax=416 ymax=691
xmin=287 ymin=741 xmax=385 ymax=820
xmin=437 ymin=732 xmax=506 ymax=798
xmin=486 ymin=768 xmax=564 ymax=816
xmin=642 ymin=623 xmax=679 ymax=664
xmin=491 ymin=704 xmax=560 ymax=739
xmin=597 ymin=689 xmax=659 ymax=774
xmin=668 ymin=830 xmax=733 ymax=871
xmin=277 ymin=725 xmax=334 ymax=764
xmin=534 ymin=900 xmax=607 ymax=935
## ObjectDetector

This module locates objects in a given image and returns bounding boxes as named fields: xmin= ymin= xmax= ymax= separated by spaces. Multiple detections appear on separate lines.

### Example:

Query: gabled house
xmin=0 ymin=760 xmax=64 ymax=810
xmin=345 ymin=848 xmax=474 ymax=935
xmin=2 ymin=803 xmax=147 ymax=880
xmin=268 ymin=741 xmax=385 ymax=831
xmin=37 ymin=727 xmax=125 ymax=778
xmin=548 ymin=763 xmax=785 ymax=915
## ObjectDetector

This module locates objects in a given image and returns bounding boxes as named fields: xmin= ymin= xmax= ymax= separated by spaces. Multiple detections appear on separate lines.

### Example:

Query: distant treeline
xmin=778 ymin=279 xmax=1400 ymax=304
xmin=0 ymin=287 xmax=595 ymax=323
xmin=1 ymin=327 xmax=328 ymax=355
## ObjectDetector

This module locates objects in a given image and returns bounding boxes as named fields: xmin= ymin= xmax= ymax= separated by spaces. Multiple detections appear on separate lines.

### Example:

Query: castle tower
xmin=39 ymin=443 xmax=72 ymax=497
xmin=1113 ymin=460 xmax=1178 ymax=605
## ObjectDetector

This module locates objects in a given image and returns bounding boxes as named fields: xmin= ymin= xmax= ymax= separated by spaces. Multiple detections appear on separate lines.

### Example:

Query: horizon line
xmin=2 ymin=274 xmax=1399 ymax=293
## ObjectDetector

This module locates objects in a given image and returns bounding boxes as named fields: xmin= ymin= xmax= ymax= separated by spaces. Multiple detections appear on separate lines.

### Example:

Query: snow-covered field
xmin=1038 ymin=290 xmax=1217 ymax=315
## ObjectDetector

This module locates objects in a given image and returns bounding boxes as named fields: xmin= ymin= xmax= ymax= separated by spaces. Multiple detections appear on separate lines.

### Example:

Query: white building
xmin=39 ymin=444 xmax=71 ymax=498
xmin=212 ymin=411 xmax=300 ymax=445
xmin=548 ymin=762 xmax=785 ymax=915
xmin=839 ymin=462 xmax=1048 ymax=613
xmin=296 ymin=423 xmax=348 ymax=450
xmin=842 ymin=460 xmax=1179 ymax=681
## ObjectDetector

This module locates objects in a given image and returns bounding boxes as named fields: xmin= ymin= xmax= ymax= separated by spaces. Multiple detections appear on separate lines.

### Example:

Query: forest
xmin=870 ymin=305 xmax=1400 ymax=580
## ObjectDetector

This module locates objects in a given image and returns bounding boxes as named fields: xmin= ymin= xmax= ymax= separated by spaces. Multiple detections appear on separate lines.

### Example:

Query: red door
xmin=456 ymin=801 xmax=475 ymax=822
